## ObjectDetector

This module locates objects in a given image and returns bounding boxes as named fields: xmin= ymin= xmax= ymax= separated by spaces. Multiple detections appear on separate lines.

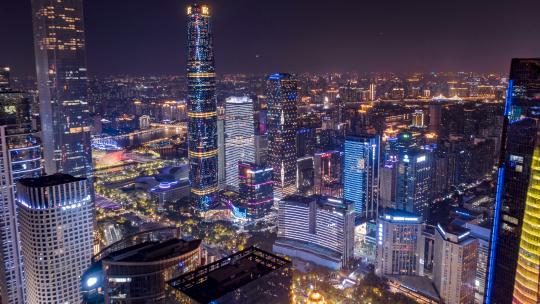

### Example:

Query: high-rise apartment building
xmin=31 ymin=0 xmax=93 ymax=178
xmin=224 ymin=96 xmax=255 ymax=189
xmin=186 ymin=4 xmax=218 ymax=209
xmin=266 ymin=73 xmax=298 ymax=198
xmin=486 ymin=58 xmax=540 ymax=304
xmin=17 ymin=174 xmax=94 ymax=304
xmin=0 ymin=76 xmax=42 ymax=304
xmin=273 ymin=195 xmax=355 ymax=269
xmin=343 ymin=135 xmax=380 ymax=219
xmin=434 ymin=223 xmax=478 ymax=304
xmin=376 ymin=209 xmax=424 ymax=277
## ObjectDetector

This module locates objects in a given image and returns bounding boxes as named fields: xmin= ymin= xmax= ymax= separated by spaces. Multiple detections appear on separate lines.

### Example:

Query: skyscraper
xmin=343 ymin=135 xmax=380 ymax=219
xmin=267 ymin=73 xmax=298 ymax=198
xmin=376 ymin=209 xmax=424 ymax=277
xmin=237 ymin=162 xmax=274 ymax=219
xmin=434 ymin=223 xmax=478 ymax=304
xmin=17 ymin=174 xmax=94 ymax=304
xmin=0 ymin=75 xmax=42 ymax=304
xmin=186 ymin=4 xmax=218 ymax=209
xmin=224 ymin=96 xmax=255 ymax=189
xmin=395 ymin=148 xmax=434 ymax=219
xmin=31 ymin=0 xmax=93 ymax=178
xmin=485 ymin=58 xmax=540 ymax=304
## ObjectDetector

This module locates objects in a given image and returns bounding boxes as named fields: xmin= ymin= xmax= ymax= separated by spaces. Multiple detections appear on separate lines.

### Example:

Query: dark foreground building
xmin=486 ymin=58 xmax=540 ymax=304
xmin=167 ymin=246 xmax=292 ymax=303
xmin=82 ymin=228 xmax=202 ymax=303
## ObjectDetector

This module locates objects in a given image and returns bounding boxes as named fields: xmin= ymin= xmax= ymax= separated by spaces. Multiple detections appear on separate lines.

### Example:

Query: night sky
xmin=1 ymin=0 xmax=540 ymax=77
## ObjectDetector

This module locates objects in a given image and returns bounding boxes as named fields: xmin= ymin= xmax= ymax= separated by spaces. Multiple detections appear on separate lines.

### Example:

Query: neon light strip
xmin=485 ymin=166 xmax=505 ymax=304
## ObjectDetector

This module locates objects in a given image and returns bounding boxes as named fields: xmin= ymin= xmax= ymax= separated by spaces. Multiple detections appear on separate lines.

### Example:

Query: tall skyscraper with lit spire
xmin=186 ymin=4 xmax=218 ymax=209
xmin=266 ymin=73 xmax=298 ymax=198
xmin=31 ymin=0 xmax=93 ymax=178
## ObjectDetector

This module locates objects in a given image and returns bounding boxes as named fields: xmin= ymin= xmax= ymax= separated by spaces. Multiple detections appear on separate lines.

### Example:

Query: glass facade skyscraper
xmin=186 ymin=4 xmax=218 ymax=209
xmin=0 ymin=79 xmax=42 ymax=304
xmin=485 ymin=59 xmax=540 ymax=304
xmin=237 ymin=162 xmax=274 ymax=219
xmin=225 ymin=96 xmax=255 ymax=189
xmin=343 ymin=135 xmax=380 ymax=219
xmin=31 ymin=0 xmax=93 ymax=178
xmin=267 ymin=73 xmax=298 ymax=198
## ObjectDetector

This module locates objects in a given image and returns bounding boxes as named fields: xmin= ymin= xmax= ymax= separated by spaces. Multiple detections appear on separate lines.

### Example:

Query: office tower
xmin=313 ymin=151 xmax=342 ymax=197
xmin=254 ymin=134 xmax=268 ymax=165
xmin=434 ymin=223 xmax=478 ymax=304
xmin=82 ymin=228 xmax=202 ymax=303
xmin=369 ymin=83 xmax=376 ymax=101
xmin=395 ymin=148 xmax=433 ymax=219
xmin=17 ymin=174 xmax=94 ymax=304
xmin=186 ymin=4 xmax=218 ymax=208
xmin=31 ymin=0 xmax=93 ymax=178
xmin=379 ymin=157 xmax=398 ymax=209
xmin=0 ymin=78 xmax=42 ymax=304
xmin=224 ymin=96 xmax=255 ymax=189
xmin=273 ymin=195 xmax=355 ymax=269
xmin=237 ymin=162 xmax=274 ymax=219
xmin=460 ymin=223 xmax=490 ymax=304
xmin=486 ymin=59 xmax=540 ymax=304
xmin=254 ymin=95 xmax=268 ymax=165
xmin=297 ymin=156 xmax=314 ymax=195
xmin=343 ymin=135 xmax=380 ymax=219
xmin=429 ymin=103 xmax=442 ymax=133
xmin=0 ymin=67 xmax=9 ymax=91
xmin=376 ymin=209 xmax=424 ymax=276
xmin=168 ymin=247 xmax=292 ymax=304
xmin=266 ymin=73 xmax=298 ymax=198
xmin=217 ymin=108 xmax=225 ymax=188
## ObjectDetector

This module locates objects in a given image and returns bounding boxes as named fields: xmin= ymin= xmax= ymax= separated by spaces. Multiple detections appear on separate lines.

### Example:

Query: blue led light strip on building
xmin=485 ymin=167 xmax=505 ymax=304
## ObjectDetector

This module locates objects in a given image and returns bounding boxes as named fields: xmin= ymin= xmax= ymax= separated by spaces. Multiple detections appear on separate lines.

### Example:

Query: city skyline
xmin=2 ymin=0 xmax=540 ymax=77
xmin=1 ymin=1 xmax=540 ymax=303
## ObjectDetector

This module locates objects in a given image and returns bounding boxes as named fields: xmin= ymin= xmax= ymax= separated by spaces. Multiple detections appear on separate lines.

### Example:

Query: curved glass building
xmin=186 ymin=4 xmax=218 ymax=209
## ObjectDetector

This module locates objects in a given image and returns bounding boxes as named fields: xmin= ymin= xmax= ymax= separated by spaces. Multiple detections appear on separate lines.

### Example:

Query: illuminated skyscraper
xmin=31 ymin=0 xmax=93 ymax=178
xmin=186 ymin=4 xmax=218 ymax=208
xmin=376 ymin=209 xmax=424 ymax=277
xmin=237 ymin=162 xmax=274 ymax=219
xmin=267 ymin=73 xmax=298 ymax=198
xmin=0 ymin=77 xmax=42 ymax=304
xmin=343 ymin=135 xmax=380 ymax=219
xmin=17 ymin=174 xmax=93 ymax=304
xmin=485 ymin=59 xmax=540 ymax=304
xmin=225 ymin=96 xmax=255 ymax=189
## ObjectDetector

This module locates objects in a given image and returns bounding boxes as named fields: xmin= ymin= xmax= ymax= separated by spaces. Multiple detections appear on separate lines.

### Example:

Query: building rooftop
xmin=168 ymin=246 xmax=290 ymax=303
xmin=105 ymin=238 xmax=201 ymax=263
xmin=387 ymin=275 xmax=441 ymax=302
xmin=18 ymin=173 xmax=85 ymax=188
xmin=381 ymin=208 xmax=422 ymax=223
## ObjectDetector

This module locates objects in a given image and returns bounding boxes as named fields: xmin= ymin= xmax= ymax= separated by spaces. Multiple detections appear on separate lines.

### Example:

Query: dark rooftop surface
xmin=18 ymin=173 xmax=85 ymax=187
xmin=104 ymin=238 xmax=201 ymax=263
xmin=168 ymin=246 xmax=290 ymax=303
